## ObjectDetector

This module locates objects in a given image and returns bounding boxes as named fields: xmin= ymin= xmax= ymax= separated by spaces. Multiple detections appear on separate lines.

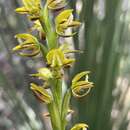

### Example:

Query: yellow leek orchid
xmin=70 ymin=123 xmax=89 ymax=130
xmin=13 ymin=0 xmax=94 ymax=129
xmin=71 ymin=71 xmax=94 ymax=98
xmin=46 ymin=44 xmax=78 ymax=68
xmin=55 ymin=9 xmax=81 ymax=37
xmin=15 ymin=0 xmax=41 ymax=20
xmin=31 ymin=20 xmax=43 ymax=32
xmin=47 ymin=0 xmax=67 ymax=10
xmin=30 ymin=83 xmax=52 ymax=104
xmin=31 ymin=20 xmax=46 ymax=40
xmin=31 ymin=67 xmax=53 ymax=80
xmin=13 ymin=33 xmax=40 ymax=57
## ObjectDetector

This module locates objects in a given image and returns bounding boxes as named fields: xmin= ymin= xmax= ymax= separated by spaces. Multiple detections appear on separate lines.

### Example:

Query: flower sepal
xmin=30 ymin=83 xmax=52 ymax=104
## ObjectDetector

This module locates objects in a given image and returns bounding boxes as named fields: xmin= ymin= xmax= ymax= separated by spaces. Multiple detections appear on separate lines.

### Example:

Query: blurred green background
xmin=0 ymin=0 xmax=130 ymax=130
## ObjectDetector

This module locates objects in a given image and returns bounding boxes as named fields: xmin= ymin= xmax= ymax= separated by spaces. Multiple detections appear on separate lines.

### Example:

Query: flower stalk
xmin=13 ymin=0 xmax=94 ymax=130
xmin=39 ymin=4 xmax=58 ymax=49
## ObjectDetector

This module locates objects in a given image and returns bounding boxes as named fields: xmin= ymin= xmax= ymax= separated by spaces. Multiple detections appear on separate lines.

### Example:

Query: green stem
xmin=48 ymin=78 xmax=62 ymax=130
xmin=39 ymin=43 xmax=48 ymax=58
xmin=39 ymin=3 xmax=70 ymax=130
xmin=49 ymin=78 xmax=71 ymax=130
xmin=39 ymin=4 xmax=58 ymax=50
xmin=48 ymin=102 xmax=61 ymax=130
xmin=51 ymin=79 xmax=62 ymax=114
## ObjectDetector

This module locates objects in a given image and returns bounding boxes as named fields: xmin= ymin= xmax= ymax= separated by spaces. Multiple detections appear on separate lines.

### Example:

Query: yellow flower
xmin=70 ymin=123 xmax=89 ymax=130
xmin=46 ymin=44 xmax=78 ymax=68
xmin=71 ymin=71 xmax=94 ymax=98
xmin=31 ymin=20 xmax=43 ymax=32
xmin=12 ymin=34 xmax=40 ymax=57
xmin=15 ymin=0 xmax=41 ymax=20
xmin=30 ymin=20 xmax=46 ymax=40
xmin=31 ymin=67 xmax=53 ymax=80
xmin=55 ymin=9 xmax=81 ymax=37
xmin=47 ymin=0 xmax=67 ymax=10
xmin=30 ymin=83 xmax=52 ymax=104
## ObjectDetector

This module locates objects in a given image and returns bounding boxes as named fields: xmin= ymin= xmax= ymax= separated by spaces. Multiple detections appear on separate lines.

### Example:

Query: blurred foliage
xmin=0 ymin=0 xmax=130 ymax=130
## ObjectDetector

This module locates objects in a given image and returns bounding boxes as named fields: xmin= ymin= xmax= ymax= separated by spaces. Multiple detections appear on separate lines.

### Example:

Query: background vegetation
xmin=0 ymin=0 xmax=130 ymax=130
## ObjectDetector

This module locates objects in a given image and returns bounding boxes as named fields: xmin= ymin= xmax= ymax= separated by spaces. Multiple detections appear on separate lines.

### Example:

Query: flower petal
xmin=15 ymin=7 xmax=28 ymax=14
xmin=31 ymin=68 xmax=53 ymax=80
xmin=55 ymin=9 xmax=73 ymax=24
xmin=72 ymin=71 xmax=90 ymax=83
xmin=70 ymin=123 xmax=88 ymax=130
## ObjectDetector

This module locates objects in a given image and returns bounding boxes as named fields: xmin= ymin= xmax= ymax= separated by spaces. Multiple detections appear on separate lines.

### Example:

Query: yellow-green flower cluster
xmin=47 ymin=0 xmax=67 ymax=10
xmin=46 ymin=44 xmax=76 ymax=68
xmin=30 ymin=83 xmax=52 ymax=104
xmin=72 ymin=71 xmax=94 ymax=98
xmin=15 ymin=0 xmax=41 ymax=20
xmin=55 ymin=9 xmax=81 ymax=36
xmin=13 ymin=34 xmax=40 ymax=57
xmin=13 ymin=0 xmax=94 ymax=130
